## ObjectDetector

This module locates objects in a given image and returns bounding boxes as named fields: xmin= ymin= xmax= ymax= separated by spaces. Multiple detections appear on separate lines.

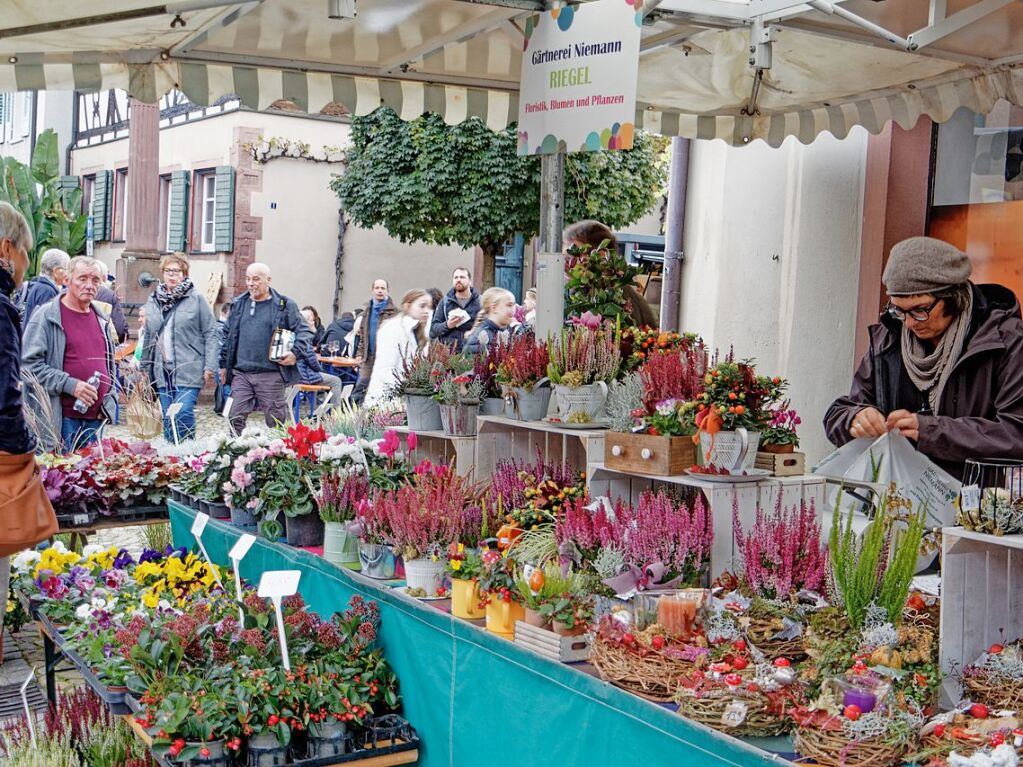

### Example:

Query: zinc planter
xmin=405 ymin=394 xmax=442 ymax=431
xmin=439 ymin=403 xmax=478 ymax=436
xmin=504 ymin=384 xmax=552 ymax=422
xmin=404 ymin=557 xmax=446 ymax=594
xmin=450 ymin=578 xmax=485 ymax=619
xmin=247 ymin=733 xmax=287 ymax=767
xmin=698 ymin=428 xmax=760 ymax=471
xmin=359 ymin=542 xmax=398 ymax=579
xmin=323 ymin=521 xmax=361 ymax=569
xmin=284 ymin=512 xmax=324 ymax=548
xmin=480 ymin=397 xmax=505 ymax=416
xmin=485 ymin=598 xmax=525 ymax=640
xmin=553 ymin=382 xmax=608 ymax=422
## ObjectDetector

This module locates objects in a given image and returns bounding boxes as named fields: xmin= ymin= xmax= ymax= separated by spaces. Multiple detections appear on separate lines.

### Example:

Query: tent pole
xmin=659 ymin=137 xmax=689 ymax=332
xmin=535 ymin=152 xmax=565 ymax=340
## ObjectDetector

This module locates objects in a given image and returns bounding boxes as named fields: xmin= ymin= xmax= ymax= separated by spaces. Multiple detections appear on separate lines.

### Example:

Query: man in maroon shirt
xmin=23 ymin=256 xmax=116 ymax=452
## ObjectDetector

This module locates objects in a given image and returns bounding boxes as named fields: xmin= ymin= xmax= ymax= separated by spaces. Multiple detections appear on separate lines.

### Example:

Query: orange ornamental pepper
xmin=528 ymin=568 xmax=545 ymax=592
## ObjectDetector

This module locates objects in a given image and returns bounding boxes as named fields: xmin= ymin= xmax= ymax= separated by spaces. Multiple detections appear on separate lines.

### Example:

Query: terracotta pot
xmin=524 ymin=607 xmax=549 ymax=628
xmin=760 ymin=442 xmax=794 ymax=454
xmin=552 ymin=620 xmax=586 ymax=636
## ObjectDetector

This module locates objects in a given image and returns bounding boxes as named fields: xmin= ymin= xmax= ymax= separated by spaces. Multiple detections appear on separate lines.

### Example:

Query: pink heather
xmin=732 ymin=497 xmax=827 ymax=599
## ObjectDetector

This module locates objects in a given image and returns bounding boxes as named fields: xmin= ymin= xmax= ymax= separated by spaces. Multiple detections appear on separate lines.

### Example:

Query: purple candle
xmin=843 ymin=687 xmax=877 ymax=713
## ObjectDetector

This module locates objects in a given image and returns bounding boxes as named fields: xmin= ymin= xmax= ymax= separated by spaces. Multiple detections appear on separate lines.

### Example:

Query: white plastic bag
xmin=814 ymin=431 xmax=959 ymax=526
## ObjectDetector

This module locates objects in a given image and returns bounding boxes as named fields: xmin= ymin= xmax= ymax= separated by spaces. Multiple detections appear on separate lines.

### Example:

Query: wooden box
xmin=754 ymin=451 xmax=806 ymax=477
xmin=514 ymin=621 xmax=591 ymax=662
xmin=604 ymin=432 xmax=696 ymax=477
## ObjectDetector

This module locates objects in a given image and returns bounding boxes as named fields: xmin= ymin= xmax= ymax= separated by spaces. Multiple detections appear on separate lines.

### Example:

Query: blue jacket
xmin=0 ymin=271 xmax=36 ymax=454
xmin=296 ymin=338 xmax=325 ymax=385
xmin=21 ymin=274 xmax=59 ymax=330
xmin=430 ymin=287 xmax=481 ymax=351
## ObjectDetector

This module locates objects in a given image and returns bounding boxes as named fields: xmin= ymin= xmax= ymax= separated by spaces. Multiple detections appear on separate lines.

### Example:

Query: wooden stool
xmin=292 ymin=383 xmax=331 ymax=421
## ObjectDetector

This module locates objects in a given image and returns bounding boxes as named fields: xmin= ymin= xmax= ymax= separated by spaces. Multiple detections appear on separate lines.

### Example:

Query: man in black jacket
xmin=19 ymin=248 xmax=69 ymax=328
xmin=219 ymin=262 xmax=311 ymax=434
xmin=430 ymin=267 xmax=480 ymax=352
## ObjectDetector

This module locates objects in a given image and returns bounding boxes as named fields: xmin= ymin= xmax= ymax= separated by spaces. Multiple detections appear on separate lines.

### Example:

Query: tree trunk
xmin=481 ymin=244 xmax=498 ymax=290
xmin=333 ymin=205 xmax=347 ymax=318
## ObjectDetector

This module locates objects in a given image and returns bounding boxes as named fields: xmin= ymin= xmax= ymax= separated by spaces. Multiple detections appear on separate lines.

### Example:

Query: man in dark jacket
xmin=20 ymin=248 xmax=69 ymax=328
xmin=824 ymin=236 xmax=1023 ymax=480
xmin=323 ymin=312 xmax=355 ymax=353
xmin=94 ymin=262 xmax=128 ymax=343
xmin=219 ymin=262 xmax=312 ymax=434
xmin=351 ymin=279 xmax=396 ymax=405
xmin=430 ymin=267 xmax=480 ymax=351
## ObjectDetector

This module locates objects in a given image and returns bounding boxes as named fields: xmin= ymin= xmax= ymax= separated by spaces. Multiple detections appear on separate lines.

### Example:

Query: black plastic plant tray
xmin=112 ymin=504 xmax=168 ymax=522
xmin=55 ymin=510 xmax=97 ymax=528
xmin=39 ymin=613 xmax=130 ymax=715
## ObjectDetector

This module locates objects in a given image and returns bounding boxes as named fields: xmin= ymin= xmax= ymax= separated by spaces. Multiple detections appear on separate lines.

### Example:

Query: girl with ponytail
xmin=464 ymin=287 xmax=516 ymax=354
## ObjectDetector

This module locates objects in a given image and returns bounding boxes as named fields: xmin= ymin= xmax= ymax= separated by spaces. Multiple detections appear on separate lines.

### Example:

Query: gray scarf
xmin=900 ymin=289 xmax=973 ymax=414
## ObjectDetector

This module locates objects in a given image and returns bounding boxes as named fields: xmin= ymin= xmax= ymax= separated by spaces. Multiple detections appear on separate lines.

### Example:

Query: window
xmin=0 ymin=94 xmax=12 ymax=144
xmin=81 ymin=174 xmax=95 ymax=216
xmin=112 ymin=168 xmax=128 ymax=242
xmin=158 ymin=175 xmax=172 ymax=252
xmin=193 ymin=169 xmax=217 ymax=253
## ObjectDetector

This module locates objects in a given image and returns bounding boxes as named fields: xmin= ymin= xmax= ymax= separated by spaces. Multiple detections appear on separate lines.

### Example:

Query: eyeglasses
xmin=886 ymin=298 xmax=941 ymax=323
xmin=163 ymin=267 xmax=183 ymax=275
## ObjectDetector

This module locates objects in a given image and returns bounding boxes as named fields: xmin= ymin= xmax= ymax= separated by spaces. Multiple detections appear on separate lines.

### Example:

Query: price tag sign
xmin=721 ymin=700 xmax=748 ymax=728
xmin=222 ymin=396 xmax=234 ymax=422
xmin=961 ymin=484 xmax=981 ymax=512
xmin=258 ymin=570 xmax=301 ymax=671
xmin=189 ymin=512 xmax=223 ymax=589
xmin=165 ymin=402 xmax=183 ymax=445
xmin=229 ymin=533 xmax=256 ymax=622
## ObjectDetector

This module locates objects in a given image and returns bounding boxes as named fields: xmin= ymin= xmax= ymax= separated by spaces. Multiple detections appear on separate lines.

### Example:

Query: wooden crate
xmin=475 ymin=416 xmax=605 ymax=477
xmin=604 ymin=432 xmax=696 ymax=477
xmin=389 ymin=425 xmax=476 ymax=478
xmin=754 ymin=451 xmax=806 ymax=477
xmin=586 ymin=463 xmax=825 ymax=579
xmin=514 ymin=621 xmax=591 ymax=662
xmin=939 ymin=527 xmax=1023 ymax=708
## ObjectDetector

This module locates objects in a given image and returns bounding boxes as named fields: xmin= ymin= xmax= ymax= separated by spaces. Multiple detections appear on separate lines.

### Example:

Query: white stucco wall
xmin=680 ymin=130 xmax=869 ymax=464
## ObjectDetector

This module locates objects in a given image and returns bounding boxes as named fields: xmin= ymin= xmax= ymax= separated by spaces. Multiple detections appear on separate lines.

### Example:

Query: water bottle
xmin=73 ymin=371 xmax=102 ymax=414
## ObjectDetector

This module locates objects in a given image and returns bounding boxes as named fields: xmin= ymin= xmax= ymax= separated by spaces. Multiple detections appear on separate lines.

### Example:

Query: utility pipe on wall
xmin=659 ymin=136 xmax=690 ymax=332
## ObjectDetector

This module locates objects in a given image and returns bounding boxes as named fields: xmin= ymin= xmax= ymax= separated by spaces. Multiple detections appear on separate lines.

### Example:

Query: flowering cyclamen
xmin=732 ymin=497 xmax=827 ymax=599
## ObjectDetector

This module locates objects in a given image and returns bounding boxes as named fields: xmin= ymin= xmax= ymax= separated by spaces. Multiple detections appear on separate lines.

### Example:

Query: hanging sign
xmin=517 ymin=0 xmax=642 ymax=155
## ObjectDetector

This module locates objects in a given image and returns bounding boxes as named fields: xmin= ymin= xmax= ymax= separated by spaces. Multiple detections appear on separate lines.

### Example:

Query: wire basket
xmin=959 ymin=459 xmax=1023 ymax=535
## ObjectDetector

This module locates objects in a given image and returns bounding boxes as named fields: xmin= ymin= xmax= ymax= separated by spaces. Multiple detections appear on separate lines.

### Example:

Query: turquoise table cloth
xmin=169 ymin=501 xmax=786 ymax=767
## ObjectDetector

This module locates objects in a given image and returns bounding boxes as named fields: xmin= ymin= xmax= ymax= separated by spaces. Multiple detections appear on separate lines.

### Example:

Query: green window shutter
xmin=92 ymin=170 xmax=113 ymax=241
xmin=57 ymin=175 xmax=80 ymax=207
xmin=167 ymin=170 xmax=190 ymax=252
xmin=213 ymin=165 xmax=235 ymax=252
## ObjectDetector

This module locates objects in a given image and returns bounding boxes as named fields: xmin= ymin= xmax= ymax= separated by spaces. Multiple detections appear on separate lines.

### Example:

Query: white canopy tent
xmin=0 ymin=0 xmax=1021 ymax=146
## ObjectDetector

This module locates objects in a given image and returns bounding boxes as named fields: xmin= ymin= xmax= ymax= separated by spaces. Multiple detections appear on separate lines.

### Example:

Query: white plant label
xmin=229 ymin=533 xmax=257 ymax=622
xmin=258 ymin=570 xmax=302 ymax=671
xmin=166 ymin=402 xmax=183 ymax=444
xmin=961 ymin=484 xmax=981 ymax=512
xmin=190 ymin=512 xmax=209 ymax=537
xmin=222 ymin=396 xmax=234 ymax=421
xmin=721 ymin=700 xmax=748 ymax=728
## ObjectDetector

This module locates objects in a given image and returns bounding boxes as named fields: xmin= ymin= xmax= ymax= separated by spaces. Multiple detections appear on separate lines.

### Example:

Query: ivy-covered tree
xmin=331 ymin=108 xmax=668 ymax=287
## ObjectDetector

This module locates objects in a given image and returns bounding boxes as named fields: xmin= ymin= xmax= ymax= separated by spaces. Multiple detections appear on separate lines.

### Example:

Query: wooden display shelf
xmin=475 ymin=415 xmax=606 ymax=477
xmin=939 ymin=526 xmax=1023 ymax=707
xmin=388 ymin=425 xmax=476 ymax=478
xmin=586 ymin=462 xmax=825 ymax=580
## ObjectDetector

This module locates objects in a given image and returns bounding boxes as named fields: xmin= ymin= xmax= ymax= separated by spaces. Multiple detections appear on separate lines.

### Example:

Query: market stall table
xmin=168 ymin=501 xmax=790 ymax=767
xmin=475 ymin=415 xmax=606 ymax=478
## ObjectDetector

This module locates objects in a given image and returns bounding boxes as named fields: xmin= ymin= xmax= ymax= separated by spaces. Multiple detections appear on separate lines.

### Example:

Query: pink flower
xmin=406 ymin=432 xmax=418 ymax=452
xmin=571 ymin=311 xmax=602 ymax=330
xmin=379 ymin=430 xmax=401 ymax=459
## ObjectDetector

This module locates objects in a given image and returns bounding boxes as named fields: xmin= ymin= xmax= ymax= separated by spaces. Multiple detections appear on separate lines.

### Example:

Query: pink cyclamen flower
xmin=406 ymin=432 xmax=418 ymax=452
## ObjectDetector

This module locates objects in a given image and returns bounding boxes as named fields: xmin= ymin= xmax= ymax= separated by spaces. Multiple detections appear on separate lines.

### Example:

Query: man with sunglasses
xmin=825 ymin=236 xmax=1023 ymax=479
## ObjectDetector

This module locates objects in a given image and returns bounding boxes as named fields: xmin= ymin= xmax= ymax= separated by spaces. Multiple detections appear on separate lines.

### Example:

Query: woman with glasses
xmin=824 ymin=236 xmax=1023 ymax=479
xmin=140 ymin=253 xmax=218 ymax=443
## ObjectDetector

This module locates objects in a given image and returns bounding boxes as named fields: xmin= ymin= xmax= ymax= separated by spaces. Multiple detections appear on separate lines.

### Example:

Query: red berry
xmin=971 ymin=703 xmax=989 ymax=719
xmin=268 ymin=714 xmax=280 ymax=726
xmin=933 ymin=724 xmax=946 ymax=738
xmin=724 ymin=674 xmax=742 ymax=687
xmin=773 ymin=657 xmax=791 ymax=668
xmin=843 ymin=705 xmax=861 ymax=721
xmin=732 ymin=657 xmax=748 ymax=670
xmin=200 ymin=747 xmax=211 ymax=757
xmin=746 ymin=682 xmax=760 ymax=692
xmin=733 ymin=639 xmax=747 ymax=651
xmin=651 ymin=635 xmax=665 ymax=650
xmin=622 ymin=633 xmax=635 ymax=646
xmin=989 ymin=644 xmax=1005 ymax=654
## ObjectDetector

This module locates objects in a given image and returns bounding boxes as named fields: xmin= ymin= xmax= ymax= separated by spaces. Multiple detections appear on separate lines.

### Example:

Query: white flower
xmin=12 ymin=550 xmax=40 ymax=572
xmin=82 ymin=543 xmax=105 ymax=558
xmin=75 ymin=604 xmax=92 ymax=620
xmin=51 ymin=541 xmax=69 ymax=554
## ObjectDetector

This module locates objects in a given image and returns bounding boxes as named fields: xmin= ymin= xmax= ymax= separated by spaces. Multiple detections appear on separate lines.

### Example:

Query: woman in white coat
xmin=364 ymin=289 xmax=433 ymax=408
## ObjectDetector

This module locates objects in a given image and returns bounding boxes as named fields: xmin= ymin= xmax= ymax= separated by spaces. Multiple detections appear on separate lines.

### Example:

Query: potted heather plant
xmin=495 ymin=332 xmax=551 ymax=421
xmin=392 ymin=341 xmax=452 ymax=431
xmin=547 ymin=320 xmax=621 ymax=424
xmin=604 ymin=341 xmax=708 ymax=476
xmin=434 ymin=369 xmax=485 ymax=437
xmin=474 ymin=334 xmax=509 ymax=416
xmin=314 ymin=467 xmax=369 ymax=570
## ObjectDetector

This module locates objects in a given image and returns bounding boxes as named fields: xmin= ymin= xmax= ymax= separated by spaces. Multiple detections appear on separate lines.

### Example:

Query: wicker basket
xmin=744 ymin=614 xmax=808 ymax=662
xmin=962 ymin=672 xmax=1023 ymax=711
xmin=676 ymin=689 xmax=790 ymax=737
xmin=589 ymin=636 xmax=693 ymax=702
xmin=795 ymin=726 xmax=908 ymax=767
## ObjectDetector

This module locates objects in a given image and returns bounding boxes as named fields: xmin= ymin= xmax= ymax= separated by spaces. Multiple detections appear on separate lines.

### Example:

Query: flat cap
xmin=883 ymin=236 xmax=972 ymax=296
